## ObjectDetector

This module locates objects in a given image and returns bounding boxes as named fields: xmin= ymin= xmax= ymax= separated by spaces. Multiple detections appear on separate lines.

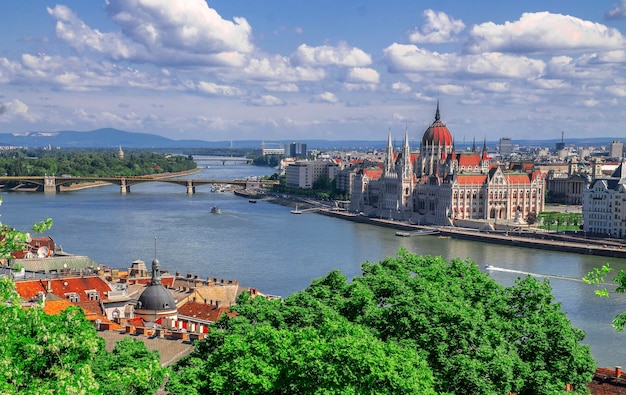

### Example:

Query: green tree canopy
xmin=169 ymin=249 xmax=595 ymax=395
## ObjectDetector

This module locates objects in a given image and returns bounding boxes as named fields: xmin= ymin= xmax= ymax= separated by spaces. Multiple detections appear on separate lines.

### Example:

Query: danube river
xmin=2 ymin=163 xmax=626 ymax=367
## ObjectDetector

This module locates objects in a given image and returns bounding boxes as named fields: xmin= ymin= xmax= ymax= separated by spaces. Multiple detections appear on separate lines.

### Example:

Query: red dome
xmin=421 ymin=104 xmax=453 ymax=147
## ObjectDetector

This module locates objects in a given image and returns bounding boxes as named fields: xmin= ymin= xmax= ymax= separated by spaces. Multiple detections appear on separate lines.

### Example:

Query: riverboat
xmin=210 ymin=206 xmax=221 ymax=214
xmin=290 ymin=204 xmax=302 ymax=215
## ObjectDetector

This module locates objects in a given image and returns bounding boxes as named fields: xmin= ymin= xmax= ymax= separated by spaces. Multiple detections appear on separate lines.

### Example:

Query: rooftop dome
xmin=422 ymin=102 xmax=453 ymax=147
xmin=136 ymin=257 xmax=176 ymax=315
xmin=137 ymin=281 xmax=176 ymax=312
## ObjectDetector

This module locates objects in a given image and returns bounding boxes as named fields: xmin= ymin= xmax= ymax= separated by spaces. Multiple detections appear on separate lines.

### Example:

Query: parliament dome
xmin=422 ymin=103 xmax=453 ymax=147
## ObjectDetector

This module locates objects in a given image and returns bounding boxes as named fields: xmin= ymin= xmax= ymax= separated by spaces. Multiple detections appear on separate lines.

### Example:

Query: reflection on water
xmin=2 ymin=165 xmax=626 ymax=367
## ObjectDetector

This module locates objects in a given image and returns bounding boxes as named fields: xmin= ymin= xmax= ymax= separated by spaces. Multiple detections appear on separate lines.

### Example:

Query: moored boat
xmin=210 ymin=206 xmax=221 ymax=214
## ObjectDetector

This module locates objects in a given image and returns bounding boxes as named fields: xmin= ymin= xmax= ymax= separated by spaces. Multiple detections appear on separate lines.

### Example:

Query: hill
xmin=0 ymin=128 xmax=620 ymax=150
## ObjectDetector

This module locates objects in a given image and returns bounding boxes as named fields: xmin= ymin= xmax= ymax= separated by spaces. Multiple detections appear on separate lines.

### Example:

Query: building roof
xmin=14 ymin=276 xmax=113 ymax=302
xmin=422 ymin=103 xmax=453 ymax=147
xmin=456 ymin=152 xmax=482 ymax=167
xmin=505 ymin=173 xmax=532 ymax=185
xmin=455 ymin=174 xmax=488 ymax=185
xmin=14 ymin=255 xmax=99 ymax=273
xmin=177 ymin=301 xmax=234 ymax=322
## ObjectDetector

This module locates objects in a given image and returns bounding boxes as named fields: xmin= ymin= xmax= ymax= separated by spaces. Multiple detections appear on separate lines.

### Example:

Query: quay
xmin=317 ymin=209 xmax=626 ymax=260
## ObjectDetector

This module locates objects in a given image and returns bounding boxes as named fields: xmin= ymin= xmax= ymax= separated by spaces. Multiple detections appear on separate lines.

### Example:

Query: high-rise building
xmin=610 ymin=140 xmax=623 ymax=158
xmin=499 ymin=137 xmax=513 ymax=156
xmin=287 ymin=142 xmax=307 ymax=159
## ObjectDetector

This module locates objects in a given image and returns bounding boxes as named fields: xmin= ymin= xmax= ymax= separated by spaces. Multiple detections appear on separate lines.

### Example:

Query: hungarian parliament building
xmin=349 ymin=104 xmax=545 ymax=227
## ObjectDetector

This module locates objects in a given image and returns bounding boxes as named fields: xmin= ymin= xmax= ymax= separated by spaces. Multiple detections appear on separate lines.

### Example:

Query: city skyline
xmin=1 ymin=1 xmax=626 ymax=142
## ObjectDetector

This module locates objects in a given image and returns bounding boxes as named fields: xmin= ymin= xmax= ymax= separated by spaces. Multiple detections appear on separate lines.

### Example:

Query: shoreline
xmin=316 ymin=209 xmax=626 ymax=260
xmin=249 ymin=193 xmax=626 ymax=260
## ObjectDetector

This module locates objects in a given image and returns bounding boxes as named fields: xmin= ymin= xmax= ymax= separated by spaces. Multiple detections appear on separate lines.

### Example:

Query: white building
xmin=583 ymin=161 xmax=626 ymax=238
xmin=285 ymin=160 xmax=340 ymax=189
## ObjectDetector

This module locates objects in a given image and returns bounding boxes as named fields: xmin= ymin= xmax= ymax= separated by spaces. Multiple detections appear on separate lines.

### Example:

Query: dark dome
xmin=137 ymin=284 xmax=176 ymax=311
xmin=422 ymin=103 xmax=453 ymax=147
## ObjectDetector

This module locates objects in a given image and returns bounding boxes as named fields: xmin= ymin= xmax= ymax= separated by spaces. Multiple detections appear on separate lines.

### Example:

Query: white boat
xmin=210 ymin=206 xmax=221 ymax=214
xmin=290 ymin=204 xmax=302 ymax=215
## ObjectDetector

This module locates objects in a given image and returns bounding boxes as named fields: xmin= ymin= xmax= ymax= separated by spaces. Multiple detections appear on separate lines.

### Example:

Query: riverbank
xmin=317 ymin=209 xmax=626 ymax=259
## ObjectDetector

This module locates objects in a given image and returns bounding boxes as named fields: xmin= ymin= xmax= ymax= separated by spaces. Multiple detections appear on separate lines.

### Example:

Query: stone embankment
xmin=317 ymin=209 xmax=626 ymax=260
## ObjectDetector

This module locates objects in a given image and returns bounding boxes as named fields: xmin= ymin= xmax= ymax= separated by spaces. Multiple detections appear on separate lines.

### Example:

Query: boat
xmin=395 ymin=231 xmax=411 ymax=237
xmin=210 ymin=206 xmax=221 ymax=214
xmin=290 ymin=204 xmax=302 ymax=215
xmin=249 ymin=199 xmax=257 ymax=203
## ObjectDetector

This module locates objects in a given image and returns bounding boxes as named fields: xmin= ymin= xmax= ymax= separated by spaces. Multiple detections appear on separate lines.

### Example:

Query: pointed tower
xmin=384 ymin=128 xmax=395 ymax=176
xmin=402 ymin=126 xmax=413 ymax=179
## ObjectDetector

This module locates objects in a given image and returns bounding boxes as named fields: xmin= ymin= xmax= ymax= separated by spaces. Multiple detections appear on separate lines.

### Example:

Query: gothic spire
xmin=435 ymin=100 xmax=441 ymax=122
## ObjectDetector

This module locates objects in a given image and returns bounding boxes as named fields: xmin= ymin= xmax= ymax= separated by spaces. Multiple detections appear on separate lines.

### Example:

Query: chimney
xmin=616 ymin=366 xmax=622 ymax=378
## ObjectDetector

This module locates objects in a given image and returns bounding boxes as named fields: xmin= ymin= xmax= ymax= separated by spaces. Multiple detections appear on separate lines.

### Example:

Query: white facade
xmin=583 ymin=162 xmax=626 ymax=238
xmin=285 ymin=160 xmax=339 ymax=189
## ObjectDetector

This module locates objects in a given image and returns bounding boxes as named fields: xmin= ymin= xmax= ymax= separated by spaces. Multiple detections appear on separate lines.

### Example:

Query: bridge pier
xmin=120 ymin=178 xmax=130 ymax=194
xmin=186 ymin=180 xmax=195 ymax=195
xmin=43 ymin=175 xmax=58 ymax=194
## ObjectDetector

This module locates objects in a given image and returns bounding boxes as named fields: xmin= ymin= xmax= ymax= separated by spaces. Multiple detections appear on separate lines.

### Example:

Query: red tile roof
xmin=363 ymin=168 xmax=383 ymax=179
xmin=456 ymin=174 xmax=488 ymax=185
xmin=505 ymin=173 xmax=531 ymax=185
xmin=177 ymin=301 xmax=235 ymax=322
xmin=15 ymin=276 xmax=113 ymax=302
xmin=588 ymin=367 xmax=626 ymax=394
xmin=457 ymin=153 xmax=481 ymax=167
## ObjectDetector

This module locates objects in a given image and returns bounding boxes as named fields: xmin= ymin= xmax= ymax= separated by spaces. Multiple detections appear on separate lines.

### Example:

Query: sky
xmin=1 ymin=1 xmax=626 ymax=144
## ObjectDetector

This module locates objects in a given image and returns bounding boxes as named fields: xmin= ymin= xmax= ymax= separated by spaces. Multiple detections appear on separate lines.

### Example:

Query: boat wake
xmin=484 ymin=265 xmax=589 ymax=283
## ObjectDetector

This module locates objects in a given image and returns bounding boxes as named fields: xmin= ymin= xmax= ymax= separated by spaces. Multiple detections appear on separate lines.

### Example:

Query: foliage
xmin=583 ymin=263 xmax=626 ymax=331
xmin=0 ymin=199 xmax=165 ymax=394
xmin=0 ymin=148 xmax=196 ymax=179
xmin=92 ymin=338 xmax=166 ymax=395
xmin=0 ymin=278 xmax=103 ymax=394
xmin=167 ymin=290 xmax=437 ymax=395
xmin=169 ymin=250 xmax=595 ymax=395
xmin=538 ymin=211 xmax=582 ymax=232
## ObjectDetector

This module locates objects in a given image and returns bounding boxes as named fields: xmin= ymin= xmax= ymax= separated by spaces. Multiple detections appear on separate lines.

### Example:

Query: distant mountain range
xmin=0 ymin=128 xmax=620 ymax=150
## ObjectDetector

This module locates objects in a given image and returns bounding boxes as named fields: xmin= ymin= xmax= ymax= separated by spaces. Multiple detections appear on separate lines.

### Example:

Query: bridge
xmin=192 ymin=155 xmax=253 ymax=165
xmin=0 ymin=175 xmax=277 ymax=195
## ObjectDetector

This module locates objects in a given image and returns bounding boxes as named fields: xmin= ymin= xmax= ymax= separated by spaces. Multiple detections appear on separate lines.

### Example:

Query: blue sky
xmin=1 ymin=1 xmax=626 ymax=143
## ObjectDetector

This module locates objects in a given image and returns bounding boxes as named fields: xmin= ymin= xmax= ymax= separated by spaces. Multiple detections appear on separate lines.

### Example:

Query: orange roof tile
xmin=505 ymin=174 xmax=531 ymax=184
xmin=15 ymin=276 xmax=113 ymax=302
xmin=363 ymin=168 xmax=383 ymax=179
xmin=457 ymin=153 xmax=481 ymax=167
xmin=456 ymin=174 xmax=488 ymax=185
xmin=42 ymin=299 xmax=74 ymax=315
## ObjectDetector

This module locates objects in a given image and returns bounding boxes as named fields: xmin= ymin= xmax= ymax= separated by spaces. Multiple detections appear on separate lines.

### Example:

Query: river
xmin=2 ymin=163 xmax=625 ymax=368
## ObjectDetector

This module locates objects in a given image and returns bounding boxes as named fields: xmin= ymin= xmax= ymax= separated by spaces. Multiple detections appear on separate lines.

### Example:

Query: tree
xmin=167 ymin=290 xmax=436 ymax=395
xmin=0 ymin=199 xmax=165 ymax=394
xmin=170 ymin=250 xmax=595 ymax=395
xmin=92 ymin=338 xmax=166 ymax=395
xmin=583 ymin=263 xmax=626 ymax=331
xmin=526 ymin=211 xmax=537 ymax=228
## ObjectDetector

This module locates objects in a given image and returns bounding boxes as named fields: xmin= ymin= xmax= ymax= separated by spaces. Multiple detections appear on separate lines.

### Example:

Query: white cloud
xmin=391 ymin=82 xmax=411 ymax=93
xmin=247 ymin=95 xmax=286 ymax=106
xmin=408 ymin=9 xmax=465 ymax=44
xmin=383 ymin=43 xmax=453 ymax=73
xmin=244 ymin=55 xmax=325 ymax=82
xmin=0 ymin=99 xmax=35 ymax=122
xmin=484 ymin=82 xmax=509 ymax=92
xmin=312 ymin=92 xmax=339 ymax=103
xmin=292 ymin=43 xmax=371 ymax=67
xmin=48 ymin=1 xmax=253 ymax=66
xmin=606 ymin=85 xmax=626 ymax=97
xmin=346 ymin=67 xmax=380 ymax=84
xmin=264 ymin=83 xmax=299 ymax=92
xmin=462 ymin=52 xmax=545 ymax=79
xmin=466 ymin=12 xmax=625 ymax=54
xmin=197 ymin=81 xmax=245 ymax=96
xmin=606 ymin=0 xmax=626 ymax=20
